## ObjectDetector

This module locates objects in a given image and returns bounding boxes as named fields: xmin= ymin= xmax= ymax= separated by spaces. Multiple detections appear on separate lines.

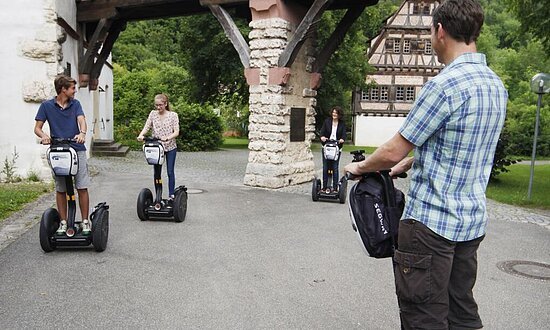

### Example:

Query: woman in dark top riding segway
xmin=320 ymin=106 xmax=346 ymax=193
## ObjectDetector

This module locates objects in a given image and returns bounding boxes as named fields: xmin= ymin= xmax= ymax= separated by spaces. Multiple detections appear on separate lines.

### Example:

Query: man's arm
xmin=75 ymin=115 xmax=87 ymax=144
xmin=344 ymin=132 xmax=414 ymax=176
xmin=34 ymin=121 xmax=51 ymax=145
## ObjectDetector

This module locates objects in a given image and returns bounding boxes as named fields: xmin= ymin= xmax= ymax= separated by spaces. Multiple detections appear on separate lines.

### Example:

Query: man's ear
xmin=436 ymin=23 xmax=445 ymax=40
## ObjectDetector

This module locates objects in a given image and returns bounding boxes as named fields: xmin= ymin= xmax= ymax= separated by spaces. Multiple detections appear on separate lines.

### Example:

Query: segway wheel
xmin=137 ymin=188 xmax=153 ymax=221
xmin=173 ymin=190 xmax=188 ymax=223
xmin=92 ymin=207 xmax=109 ymax=252
xmin=312 ymin=178 xmax=320 ymax=202
xmin=338 ymin=178 xmax=348 ymax=204
xmin=39 ymin=208 xmax=60 ymax=252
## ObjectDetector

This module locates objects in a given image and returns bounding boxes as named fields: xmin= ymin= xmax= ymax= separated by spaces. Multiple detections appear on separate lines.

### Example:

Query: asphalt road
xmin=0 ymin=149 xmax=548 ymax=329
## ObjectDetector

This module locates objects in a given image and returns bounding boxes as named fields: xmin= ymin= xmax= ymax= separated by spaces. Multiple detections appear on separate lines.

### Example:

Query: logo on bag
xmin=374 ymin=202 xmax=388 ymax=235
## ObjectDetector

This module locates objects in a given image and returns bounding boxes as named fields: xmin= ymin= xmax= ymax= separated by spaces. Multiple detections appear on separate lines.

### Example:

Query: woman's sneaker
xmin=56 ymin=220 xmax=67 ymax=235
xmin=81 ymin=219 xmax=91 ymax=235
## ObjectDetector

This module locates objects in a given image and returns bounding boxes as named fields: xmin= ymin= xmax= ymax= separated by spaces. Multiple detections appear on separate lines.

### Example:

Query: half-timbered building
xmin=353 ymin=0 xmax=444 ymax=146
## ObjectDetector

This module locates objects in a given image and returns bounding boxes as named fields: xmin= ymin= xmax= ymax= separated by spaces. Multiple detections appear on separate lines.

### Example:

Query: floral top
xmin=143 ymin=110 xmax=179 ymax=151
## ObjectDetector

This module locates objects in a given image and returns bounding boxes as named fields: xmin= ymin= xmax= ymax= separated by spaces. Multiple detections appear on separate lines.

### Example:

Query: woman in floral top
xmin=137 ymin=94 xmax=180 ymax=199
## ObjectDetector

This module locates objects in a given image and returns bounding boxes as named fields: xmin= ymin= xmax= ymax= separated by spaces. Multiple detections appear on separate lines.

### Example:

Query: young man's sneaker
xmin=56 ymin=220 xmax=67 ymax=235
xmin=81 ymin=219 xmax=91 ymax=235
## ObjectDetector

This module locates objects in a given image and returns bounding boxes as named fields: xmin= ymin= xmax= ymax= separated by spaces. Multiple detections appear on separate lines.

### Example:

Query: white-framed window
xmin=423 ymin=5 xmax=431 ymax=15
xmin=393 ymin=40 xmax=400 ymax=53
xmin=380 ymin=86 xmax=389 ymax=101
xmin=406 ymin=86 xmax=416 ymax=101
xmin=403 ymin=40 xmax=410 ymax=54
xmin=396 ymin=86 xmax=405 ymax=101
xmin=370 ymin=87 xmax=379 ymax=101
xmin=424 ymin=40 xmax=432 ymax=54
xmin=361 ymin=90 xmax=369 ymax=101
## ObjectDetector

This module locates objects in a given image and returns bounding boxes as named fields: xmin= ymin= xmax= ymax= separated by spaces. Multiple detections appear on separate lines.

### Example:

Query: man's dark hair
xmin=54 ymin=74 xmax=76 ymax=95
xmin=432 ymin=0 xmax=484 ymax=45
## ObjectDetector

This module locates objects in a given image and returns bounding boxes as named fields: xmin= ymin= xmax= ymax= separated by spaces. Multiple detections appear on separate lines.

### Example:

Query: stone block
xmin=250 ymin=39 xmax=286 ymax=50
xmin=22 ymin=80 xmax=54 ymax=103
xmin=248 ymin=150 xmax=284 ymax=164
xmin=19 ymin=40 xmax=58 ymax=62
xmin=250 ymin=18 xmax=291 ymax=30
xmin=243 ymin=173 xmax=286 ymax=189
xmin=302 ymin=88 xmax=317 ymax=97
xmin=260 ymin=93 xmax=285 ymax=105
xmin=248 ymin=131 xmax=285 ymax=142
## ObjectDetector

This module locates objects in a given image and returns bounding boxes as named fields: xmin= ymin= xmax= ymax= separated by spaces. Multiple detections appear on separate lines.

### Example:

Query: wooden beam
xmin=208 ymin=5 xmax=250 ymax=68
xmin=79 ymin=18 xmax=112 ymax=74
xmin=278 ymin=0 xmax=333 ymax=68
xmin=90 ymin=20 xmax=127 ymax=83
xmin=312 ymin=3 xmax=367 ymax=73
xmin=77 ymin=6 xmax=119 ymax=23
xmin=199 ymin=0 xmax=248 ymax=5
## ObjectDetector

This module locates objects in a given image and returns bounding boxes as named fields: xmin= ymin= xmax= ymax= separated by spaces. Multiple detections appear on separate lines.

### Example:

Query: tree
xmin=503 ymin=0 xmax=550 ymax=54
xmin=314 ymin=0 xmax=400 ymax=132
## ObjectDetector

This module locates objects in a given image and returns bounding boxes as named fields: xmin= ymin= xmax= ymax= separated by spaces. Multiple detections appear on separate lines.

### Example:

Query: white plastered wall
xmin=354 ymin=115 xmax=406 ymax=147
xmin=0 ymin=0 xmax=113 ymax=181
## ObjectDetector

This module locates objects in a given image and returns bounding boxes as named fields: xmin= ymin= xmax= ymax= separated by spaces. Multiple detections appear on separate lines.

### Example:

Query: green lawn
xmin=486 ymin=164 xmax=550 ymax=209
xmin=221 ymin=137 xmax=249 ymax=149
xmin=0 ymin=182 xmax=53 ymax=221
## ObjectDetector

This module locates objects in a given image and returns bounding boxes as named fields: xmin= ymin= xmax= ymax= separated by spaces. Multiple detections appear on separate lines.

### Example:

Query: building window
xmin=393 ymin=40 xmax=400 ymax=53
xmin=361 ymin=90 xmax=369 ymax=101
xmin=380 ymin=86 xmax=389 ymax=101
xmin=406 ymin=86 xmax=416 ymax=101
xmin=370 ymin=87 xmax=379 ymax=101
xmin=423 ymin=5 xmax=431 ymax=15
xmin=403 ymin=40 xmax=410 ymax=54
xmin=412 ymin=4 xmax=419 ymax=14
xmin=396 ymin=86 xmax=404 ymax=101
xmin=424 ymin=40 xmax=432 ymax=54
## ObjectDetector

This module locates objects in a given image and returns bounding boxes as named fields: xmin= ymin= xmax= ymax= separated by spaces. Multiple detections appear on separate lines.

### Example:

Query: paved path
xmin=0 ymin=149 xmax=549 ymax=329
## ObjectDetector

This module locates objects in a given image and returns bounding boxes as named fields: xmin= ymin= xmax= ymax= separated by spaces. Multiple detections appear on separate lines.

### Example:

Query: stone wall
xmin=244 ymin=18 xmax=316 ymax=188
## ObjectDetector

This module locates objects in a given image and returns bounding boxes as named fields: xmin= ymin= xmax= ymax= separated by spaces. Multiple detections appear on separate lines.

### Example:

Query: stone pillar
xmin=244 ymin=0 xmax=317 ymax=188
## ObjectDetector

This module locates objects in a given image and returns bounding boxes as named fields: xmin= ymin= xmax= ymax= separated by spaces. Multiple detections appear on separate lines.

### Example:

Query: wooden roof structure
xmin=74 ymin=0 xmax=378 ymax=89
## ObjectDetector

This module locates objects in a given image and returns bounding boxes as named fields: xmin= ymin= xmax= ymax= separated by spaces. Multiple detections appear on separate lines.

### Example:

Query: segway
xmin=39 ymin=138 xmax=109 ymax=252
xmin=137 ymin=137 xmax=187 ymax=222
xmin=312 ymin=140 xmax=348 ymax=204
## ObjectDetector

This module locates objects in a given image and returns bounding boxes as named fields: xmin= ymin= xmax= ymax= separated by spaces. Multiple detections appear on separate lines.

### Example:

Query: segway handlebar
xmin=143 ymin=137 xmax=162 ymax=143
xmin=344 ymin=170 xmax=407 ymax=181
xmin=41 ymin=137 xmax=79 ymax=145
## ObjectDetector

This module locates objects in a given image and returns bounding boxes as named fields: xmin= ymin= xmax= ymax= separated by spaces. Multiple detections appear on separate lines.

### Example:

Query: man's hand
xmin=40 ymin=135 xmax=51 ymax=145
xmin=344 ymin=162 xmax=362 ymax=180
xmin=389 ymin=157 xmax=414 ymax=177
xmin=74 ymin=132 xmax=86 ymax=144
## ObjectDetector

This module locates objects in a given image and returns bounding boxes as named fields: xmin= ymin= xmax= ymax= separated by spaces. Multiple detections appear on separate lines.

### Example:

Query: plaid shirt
xmin=399 ymin=53 xmax=508 ymax=241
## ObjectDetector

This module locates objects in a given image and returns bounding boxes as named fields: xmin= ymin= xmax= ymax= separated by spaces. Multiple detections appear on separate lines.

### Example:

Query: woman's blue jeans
xmin=322 ymin=152 xmax=340 ymax=189
xmin=165 ymin=148 xmax=177 ymax=197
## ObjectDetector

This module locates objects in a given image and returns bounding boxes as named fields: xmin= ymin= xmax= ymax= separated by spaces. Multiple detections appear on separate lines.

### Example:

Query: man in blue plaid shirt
xmin=345 ymin=0 xmax=507 ymax=328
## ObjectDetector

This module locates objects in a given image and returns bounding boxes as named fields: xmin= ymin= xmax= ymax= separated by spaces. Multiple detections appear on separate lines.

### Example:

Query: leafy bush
xmin=174 ymin=103 xmax=223 ymax=151
xmin=114 ymin=118 xmax=144 ymax=151
xmin=491 ymin=125 xmax=520 ymax=181
xmin=216 ymin=92 xmax=249 ymax=136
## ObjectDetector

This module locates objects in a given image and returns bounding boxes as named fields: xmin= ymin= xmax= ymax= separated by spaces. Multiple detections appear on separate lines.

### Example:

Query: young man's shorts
xmin=54 ymin=151 xmax=91 ymax=192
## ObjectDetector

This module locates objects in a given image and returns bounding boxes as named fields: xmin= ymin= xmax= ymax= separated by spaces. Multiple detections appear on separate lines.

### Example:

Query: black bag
xmin=348 ymin=171 xmax=405 ymax=258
